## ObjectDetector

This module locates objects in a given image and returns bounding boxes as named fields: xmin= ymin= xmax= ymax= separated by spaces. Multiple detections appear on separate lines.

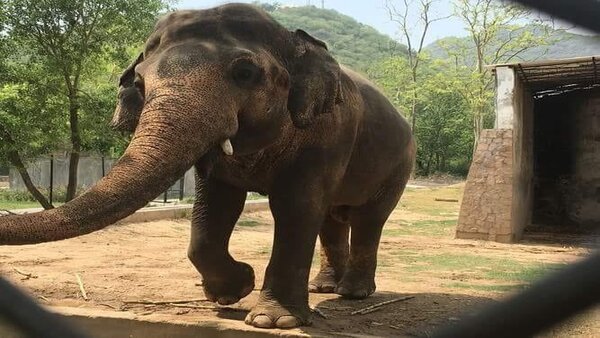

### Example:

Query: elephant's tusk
xmin=221 ymin=139 xmax=234 ymax=155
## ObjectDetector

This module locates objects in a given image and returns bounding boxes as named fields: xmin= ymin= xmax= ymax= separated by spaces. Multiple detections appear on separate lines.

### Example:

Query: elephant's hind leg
xmin=309 ymin=211 xmax=349 ymax=293
xmin=336 ymin=169 xmax=409 ymax=299
xmin=187 ymin=172 xmax=254 ymax=306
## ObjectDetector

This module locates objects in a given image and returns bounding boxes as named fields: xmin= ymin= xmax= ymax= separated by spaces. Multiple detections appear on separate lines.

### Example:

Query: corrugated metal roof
xmin=490 ymin=56 xmax=600 ymax=97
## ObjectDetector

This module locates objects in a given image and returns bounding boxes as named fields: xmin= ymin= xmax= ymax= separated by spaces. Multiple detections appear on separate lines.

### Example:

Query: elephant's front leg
xmin=187 ymin=173 xmax=253 ymax=305
xmin=245 ymin=155 xmax=338 ymax=329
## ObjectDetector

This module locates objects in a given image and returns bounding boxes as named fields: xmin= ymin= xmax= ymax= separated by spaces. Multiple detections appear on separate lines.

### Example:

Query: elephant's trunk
xmin=0 ymin=90 xmax=236 ymax=245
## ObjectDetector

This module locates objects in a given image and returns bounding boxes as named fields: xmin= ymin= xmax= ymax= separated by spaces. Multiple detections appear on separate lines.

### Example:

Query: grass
xmin=398 ymin=185 xmax=463 ymax=217
xmin=380 ymin=249 xmax=568 ymax=292
xmin=384 ymin=219 xmax=457 ymax=237
xmin=237 ymin=218 xmax=264 ymax=227
xmin=443 ymin=282 xmax=526 ymax=292
xmin=0 ymin=200 xmax=50 ymax=210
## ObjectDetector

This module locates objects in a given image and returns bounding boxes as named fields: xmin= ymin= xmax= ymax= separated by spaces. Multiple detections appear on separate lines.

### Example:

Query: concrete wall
xmin=568 ymin=88 xmax=600 ymax=225
xmin=495 ymin=67 xmax=516 ymax=129
xmin=510 ymin=73 xmax=534 ymax=239
xmin=9 ymin=155 xmax=115 ymax=191
xmin=457 ymin=129 xmax=515 ymax=242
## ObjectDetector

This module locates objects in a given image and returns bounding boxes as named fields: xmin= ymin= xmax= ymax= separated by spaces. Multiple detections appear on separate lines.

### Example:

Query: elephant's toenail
xmin=252 ymin=315 xmax=274 ymax=328
xmin=275 ymin=315 xmax=301 ymax=328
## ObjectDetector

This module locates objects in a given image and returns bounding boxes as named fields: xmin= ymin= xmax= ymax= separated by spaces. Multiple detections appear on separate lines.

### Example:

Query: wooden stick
xmin=434 ymin=198 xmax=459 ymax=202
xmin=75 ymin=273 xmax=88 ymax=301
xmin=123 ymin=298 xmax=208 ymax=305
xmin=98 ymin=303 xmax=121 ymax=310
xmin=13 ymin=268 xmax=37 ymax=279
xmin=168 ymin=303 xmax=247 ymax=312
xmin=312 ymin=307 xmax=328 ymax=319
xmin=351 ymin=296 xmax=415 ymax=315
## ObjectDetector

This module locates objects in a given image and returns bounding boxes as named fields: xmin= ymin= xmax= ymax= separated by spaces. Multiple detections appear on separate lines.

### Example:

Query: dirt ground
xmin=1 ymin=184 xmax=598 ymax=337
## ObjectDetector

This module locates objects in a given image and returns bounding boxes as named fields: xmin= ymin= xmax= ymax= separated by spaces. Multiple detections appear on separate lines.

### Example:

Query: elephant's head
xmin=0 ymin=4 xmax=344 ymax=244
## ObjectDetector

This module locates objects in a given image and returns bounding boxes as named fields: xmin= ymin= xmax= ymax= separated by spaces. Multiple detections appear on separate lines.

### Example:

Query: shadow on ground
xmin=214 ymin=291 xmax=495 ymax=337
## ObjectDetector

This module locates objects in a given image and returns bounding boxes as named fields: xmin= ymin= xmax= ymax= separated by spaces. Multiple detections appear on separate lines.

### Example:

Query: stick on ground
xmin=123 ymin=298 xmax=209 ymax=305
xmin=13 ymin=268 xmax=37 ymax=279
xmin=167 ymin=303 xmax=247 ymax=312
xmin=351 ymin=296 xmax=415 ymax=315
xmin=75 ymin=273 xmax=88 ymax=301
xmin=312 ymin=307 xmax=328 ymax=319
xmin=434 ymin=198 xmax=459 ymax=202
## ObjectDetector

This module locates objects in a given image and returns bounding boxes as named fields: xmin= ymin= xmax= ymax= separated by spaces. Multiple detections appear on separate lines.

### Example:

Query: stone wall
xmin=457 ymin=129 xmax=515 ymax=243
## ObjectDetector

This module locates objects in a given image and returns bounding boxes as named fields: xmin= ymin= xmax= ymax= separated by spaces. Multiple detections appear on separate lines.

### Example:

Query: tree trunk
xmin=7 ymin=152 xmax=54 ymax=210
xmin=0 ymin=127 xmax=54 ymax=210
xmin=66 ymin=93 xmax=81 ymax=201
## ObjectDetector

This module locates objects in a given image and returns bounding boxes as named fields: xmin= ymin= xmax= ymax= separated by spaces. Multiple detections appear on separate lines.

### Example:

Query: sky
xmin=175 ymin=0 xmax=466 ymax=46
xmin=175 ymin=1 xmax=593 ymax=46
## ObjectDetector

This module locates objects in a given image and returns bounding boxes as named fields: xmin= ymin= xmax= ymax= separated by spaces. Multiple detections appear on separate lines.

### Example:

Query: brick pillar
xmin=457 ymin=129 xmax=515 ymax=243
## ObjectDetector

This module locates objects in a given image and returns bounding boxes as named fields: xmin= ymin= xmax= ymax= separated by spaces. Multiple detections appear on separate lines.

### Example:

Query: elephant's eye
xmin=231 ymin=59 xmax=263 ymax=88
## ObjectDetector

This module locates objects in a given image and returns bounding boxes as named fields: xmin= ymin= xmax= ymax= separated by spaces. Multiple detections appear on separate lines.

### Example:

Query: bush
xmin=0 ymin=187 xmax=70 ymax=203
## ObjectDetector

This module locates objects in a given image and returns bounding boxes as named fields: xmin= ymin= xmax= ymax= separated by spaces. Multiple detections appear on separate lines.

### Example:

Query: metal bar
xmin=0 ymin=276 xmax=89 ymax=338
xmin=101 ymin=156 xmax=105 ymax=177
xmin=507 ymin=0 xmax=600 ymax=34
xmin=432 ymin=252 xmax=600 ymax=338
xmin=593 ymin=57 xmax=598 ymax=84
xmin=49 ymin=155 xmax=54 ymax=205
xmin=179 ymin=177 xmax=184 ymax=200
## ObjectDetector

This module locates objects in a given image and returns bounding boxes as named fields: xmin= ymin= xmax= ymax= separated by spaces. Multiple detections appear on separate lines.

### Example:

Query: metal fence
xmin=8 ymin=154 xmax=193 ymax=204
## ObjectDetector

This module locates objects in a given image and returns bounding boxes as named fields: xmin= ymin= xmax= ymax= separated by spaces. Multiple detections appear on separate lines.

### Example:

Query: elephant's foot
xmin=335 ymin=270 xmax=376 ymax=299
xmin=308 ymin=267 xmax=339 ymax=293
xmin=202 ymin=261 xmax=255 ymax=305
xmin=245 ymin=293 xmax=311 ymax=329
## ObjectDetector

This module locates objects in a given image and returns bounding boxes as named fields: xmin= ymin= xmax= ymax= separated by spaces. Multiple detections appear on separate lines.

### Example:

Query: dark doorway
xmin=532 ymin=88 xmax=600 ymax=230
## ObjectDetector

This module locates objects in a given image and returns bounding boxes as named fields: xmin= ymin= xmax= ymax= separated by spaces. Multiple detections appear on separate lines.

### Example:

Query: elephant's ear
xmin=287 ymin=29 xmax=344 ymax=129
xmin=111 ymin=53 xmax=145 ymax=133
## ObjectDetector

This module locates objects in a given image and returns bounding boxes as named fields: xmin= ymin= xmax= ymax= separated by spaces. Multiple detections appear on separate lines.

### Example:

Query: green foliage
xmin=0 ymin=0 xmax=168 ymax=204
xmin=0 ymin=187 xmax=70 ymax=203
xmin=370 ymin=57 xmax=474 ymax=176
xmin=268 ymin=5 xmax=407 ymax=72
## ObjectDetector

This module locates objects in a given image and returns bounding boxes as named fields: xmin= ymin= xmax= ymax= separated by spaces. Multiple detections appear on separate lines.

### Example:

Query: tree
xmin=3 ymin=0 xmax=168 ymax=201
xmin=0 ymin=73 xmax=65 ymax=209
xmin=370 ymin=57 xmax=473 ymax=176
xmin=385 ymin=0 xmax=450 ymax=131
xmin=451 ymin=0 xmax=558 ymax=152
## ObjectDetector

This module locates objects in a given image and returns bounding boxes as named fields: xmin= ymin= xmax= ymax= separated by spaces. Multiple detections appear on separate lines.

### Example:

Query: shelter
xmin=457 ymin=56 xmax=600 ymax=242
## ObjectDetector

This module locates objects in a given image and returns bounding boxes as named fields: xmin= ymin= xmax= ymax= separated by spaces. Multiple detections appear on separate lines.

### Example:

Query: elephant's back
xmin=334 ymin=66 xmax=414 ymax=206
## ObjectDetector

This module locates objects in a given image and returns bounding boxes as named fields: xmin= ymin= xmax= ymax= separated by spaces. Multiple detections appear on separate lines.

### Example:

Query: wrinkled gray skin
xmin=0 ymin=4 xmax=415 ymax=329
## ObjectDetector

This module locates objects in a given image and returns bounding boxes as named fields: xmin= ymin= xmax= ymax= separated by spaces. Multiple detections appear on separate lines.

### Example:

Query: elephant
xmin=0 ymin=3 xmax=415 ymax=329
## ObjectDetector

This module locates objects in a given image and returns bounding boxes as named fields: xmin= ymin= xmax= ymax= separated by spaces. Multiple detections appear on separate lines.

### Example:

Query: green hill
xmin=262 ymin=5 xmax=407 ymax=72
xmin=425 ymin=27 xmax=600 ymax=65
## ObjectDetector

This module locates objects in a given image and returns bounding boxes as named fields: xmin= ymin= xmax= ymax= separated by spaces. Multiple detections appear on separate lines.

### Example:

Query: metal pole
xmin=507 ymin=0 xmax=600 ymax=34
xmin=0 ymin=276 xmax=90 ymax=338
xmin=179 ymin=177 xmax=184 ymax=200
xmin=433 ymin=251 xmax=600 ymax=338
xmin=101 ymin=156 xmax=105 ymax=177
xmin=163 ymin=190 xmax=168 ymax=204
xmin=49 ymin=155 xmax=54 ymax=205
